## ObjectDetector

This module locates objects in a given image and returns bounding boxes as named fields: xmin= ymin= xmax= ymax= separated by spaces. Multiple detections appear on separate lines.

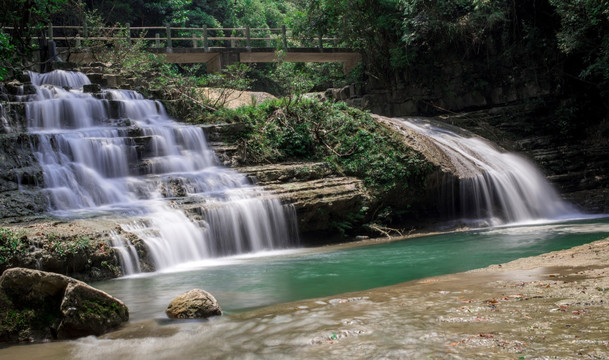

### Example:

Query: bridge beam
xmin=239 ymin=50 xmax=361 ymax=74
xmin=159 ymin=48 xmax=361 ymax=74
xmin=60 ymin=47 xmax=361 ymax=75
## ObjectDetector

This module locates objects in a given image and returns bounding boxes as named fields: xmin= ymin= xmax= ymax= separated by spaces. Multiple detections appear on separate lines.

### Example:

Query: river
xmin=1 ymin=217 xmax=608 ymax=359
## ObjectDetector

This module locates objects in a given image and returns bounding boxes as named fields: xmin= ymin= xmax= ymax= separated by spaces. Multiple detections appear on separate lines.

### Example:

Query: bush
xmin=0 ymin=228 xmax=27 ymax=265
xmin=229 ymin=99 xmax=432 ymax=195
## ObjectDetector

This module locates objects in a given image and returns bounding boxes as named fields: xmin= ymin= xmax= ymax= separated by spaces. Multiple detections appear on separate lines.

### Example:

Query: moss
xmin=81 ymin=299 xmax=119 ymax=317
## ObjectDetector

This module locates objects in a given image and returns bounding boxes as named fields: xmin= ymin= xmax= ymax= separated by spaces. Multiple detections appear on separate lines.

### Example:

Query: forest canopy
xmin=1 ymin=0 xmax=608 ymax=113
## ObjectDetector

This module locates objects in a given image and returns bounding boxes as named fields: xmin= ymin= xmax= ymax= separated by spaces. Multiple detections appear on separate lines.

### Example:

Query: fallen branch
xmin=367 ymin=223 xmax=404 ymax=238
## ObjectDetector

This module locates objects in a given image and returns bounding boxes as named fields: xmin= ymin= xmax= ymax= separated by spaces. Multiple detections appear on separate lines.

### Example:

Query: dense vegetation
xmin=211 ymin=98 xmax=434 ymax=233
xmin=220 ymin=99 xmax=431 ymax=191
xmin=1 ymin=0 xmax=608 ymax=231
xmin=291 ymin=0 xmax=609 ymax=136
xmin=2 ymin=1 xmax=607 ymax=119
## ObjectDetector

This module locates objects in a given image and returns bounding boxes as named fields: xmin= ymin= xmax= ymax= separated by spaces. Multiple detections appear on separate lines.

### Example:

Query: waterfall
xmin=24 ymin=70 xmax=299 ymax=273
xmin=109 ymin=231 xmax=141 ymax=275
xmin=394 ymin=117 xmax=580 ymax=226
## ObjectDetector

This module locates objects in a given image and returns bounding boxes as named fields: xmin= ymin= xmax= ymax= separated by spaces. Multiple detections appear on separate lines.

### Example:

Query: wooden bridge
xmin=43 ymin=24 xmax=362 ymax=74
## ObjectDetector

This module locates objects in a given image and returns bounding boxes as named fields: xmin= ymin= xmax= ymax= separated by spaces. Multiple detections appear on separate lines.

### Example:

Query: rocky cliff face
xmin=0 ymin=99 xmax=48 ymax=219
xmin=327 ymin=75 xmax=609 ymax=215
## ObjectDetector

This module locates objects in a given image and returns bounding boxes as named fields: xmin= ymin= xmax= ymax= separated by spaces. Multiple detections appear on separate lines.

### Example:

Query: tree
xmin=0 ymin=0 xmax=83 ymax=74
xmin=292 ymin=0 xmax=403 ymax=81
xmin=550 ymin=0 xmax=609 ymax=100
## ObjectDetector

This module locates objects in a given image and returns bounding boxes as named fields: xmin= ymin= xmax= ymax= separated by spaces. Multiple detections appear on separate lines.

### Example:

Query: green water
xmin=95 ymin=218 xmax=609 ymax=321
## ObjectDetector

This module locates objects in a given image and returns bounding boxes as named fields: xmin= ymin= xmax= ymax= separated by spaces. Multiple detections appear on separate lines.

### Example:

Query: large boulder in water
xmin=0 ymin=268 xmax=128 ymax=342
xmin=165 ymin=289 xmax=222 ymax=319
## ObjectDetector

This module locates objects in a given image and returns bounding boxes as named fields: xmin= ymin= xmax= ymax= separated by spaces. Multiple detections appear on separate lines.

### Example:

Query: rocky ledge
xmin=235 ymin=162 xmax=370 ymax=235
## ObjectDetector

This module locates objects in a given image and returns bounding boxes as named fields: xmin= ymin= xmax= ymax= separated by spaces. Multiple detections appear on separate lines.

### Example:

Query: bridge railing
xmin=42 ymin=23 xmax=342 ymax=50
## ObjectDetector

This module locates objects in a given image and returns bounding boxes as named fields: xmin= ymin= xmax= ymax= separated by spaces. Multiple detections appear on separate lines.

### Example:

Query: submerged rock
xmin=0 ymin=268 xmax=128 ymax=342
xmin=165 ymin=289 xmax=222 ymax=319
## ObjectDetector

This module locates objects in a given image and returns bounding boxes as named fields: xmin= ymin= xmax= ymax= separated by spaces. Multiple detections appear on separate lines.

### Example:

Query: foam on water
xmin=24 ymin=70 xmax=299 ymax=273
xmin=397 ymin=118 xmax=581 ymax=225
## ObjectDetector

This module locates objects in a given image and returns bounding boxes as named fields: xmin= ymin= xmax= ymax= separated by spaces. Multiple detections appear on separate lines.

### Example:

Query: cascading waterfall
xmin=396 ymin=118 xmax=579 ymax=226
xmin=24 ymin=70 xmax=298 ymax=273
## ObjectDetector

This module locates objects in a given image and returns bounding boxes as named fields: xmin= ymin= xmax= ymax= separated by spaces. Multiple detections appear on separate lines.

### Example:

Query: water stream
xmin=1 ymin=217 xmax=608 ymax=360
xmin=94 ymin=217 xmax=609 ymax=321
xmin=385 ymin=117 xmax=580 ymax=226
xmin=1 ymin=69 xmax=607 ymax=359
xmin=24 ymin=70 xmax=298 ymax=273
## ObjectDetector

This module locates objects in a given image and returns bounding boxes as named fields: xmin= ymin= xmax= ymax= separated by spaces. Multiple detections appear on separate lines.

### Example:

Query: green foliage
xmin=49 ymin=236 xmax=91 ymax=258
xmin=82 ymin=12 xmax=168 ymax=74
xmin=81 ymin=299 xmax=121 ymax=318
xmin=550 ymin=0 xmax=609 ymax=98
xmin=331 ymin=206 xmax=368 ymax=236
xmin=86 ymin=0 xmax=297 ymax=30
xmin=230 ymin=99 xmax=431 ymax=194
xmin=0 ymin=228 xmax=28 ymax=265
xmin=0 ymin=31 xmax=16 ymax=81
xmin=145 ymin=0 xmax=193 ymax=25
xmin=270 ymin=53 xmax=314 ymax=110
xmin=0 ymin=0 xmax=83 ymax=74
xmin=292 ymin=0 xmax=403 ymax=79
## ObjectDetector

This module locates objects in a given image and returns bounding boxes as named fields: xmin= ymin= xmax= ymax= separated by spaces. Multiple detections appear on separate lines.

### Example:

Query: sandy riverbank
xmin=220 ymin=236 xmax=609 ymax=359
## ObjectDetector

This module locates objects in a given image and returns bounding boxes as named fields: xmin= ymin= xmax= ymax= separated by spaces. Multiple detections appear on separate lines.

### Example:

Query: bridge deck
xmin=147 ymin=47 xmax=361 ymax=74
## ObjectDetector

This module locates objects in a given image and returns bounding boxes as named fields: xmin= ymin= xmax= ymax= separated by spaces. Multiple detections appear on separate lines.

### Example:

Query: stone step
xmin=235 ymin=162 xmax=333 ymax=185
xmin=263 ymin=177 xmax=368 ymax=233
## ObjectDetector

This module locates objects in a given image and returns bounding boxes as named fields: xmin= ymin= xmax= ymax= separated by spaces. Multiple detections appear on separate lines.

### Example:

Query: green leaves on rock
xmin=228 ymin=99 xmax=432 ymax=195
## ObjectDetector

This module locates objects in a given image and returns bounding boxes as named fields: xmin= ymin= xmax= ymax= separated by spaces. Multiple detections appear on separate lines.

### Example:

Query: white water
xmin=398 ymin=118 xmax=580 ymax=225
xmin=24 ymin=70 xmax=298 ymax=273
xmin=109 ymin=231 xmax=141 ymax=275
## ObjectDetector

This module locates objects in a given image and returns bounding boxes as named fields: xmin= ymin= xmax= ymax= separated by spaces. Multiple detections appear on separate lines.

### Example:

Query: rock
xmin=0 ymin=268 xmax=128 ymax=342
xmin=165 ymin=289 xmax=222 ymax=319
xmin=83 ymin=83 xmax=101 ymax=93
xmin=264 ymin=177 xmax=370 ymax=234
xmin=56 ymin=282 xmax=129 ymax=339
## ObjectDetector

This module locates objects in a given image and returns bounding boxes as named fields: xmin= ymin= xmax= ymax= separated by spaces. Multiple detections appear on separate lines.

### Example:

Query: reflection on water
xmin=1 ymin=218 xmax=608 ymax=359
xmin=93 ymin=218 xmax=609 ymax=321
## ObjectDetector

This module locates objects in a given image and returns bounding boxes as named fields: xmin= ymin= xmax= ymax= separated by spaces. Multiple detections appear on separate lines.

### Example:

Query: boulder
xmin=0 ymin=268 xmax=128 ymax=343
xmin=56 ymin=282 xmax=129 ymax=339
xmin=165 ymin=289 xmax=222 ymax=319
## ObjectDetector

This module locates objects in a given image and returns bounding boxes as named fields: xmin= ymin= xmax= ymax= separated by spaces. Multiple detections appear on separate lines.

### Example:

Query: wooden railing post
xmin=281 ymin=25 xmax=287 ymax=49
xmin=245 ymin=26 xmax=251 ymax=49
xmin=318 ymin=31 xmax=323 ymax=49
xmin=203 ymin=25 xmax=208 ymax=51
xmin=48 ymin=23 xmax=54 ymax=41
xmin=83 ymin=21 xmax=88 ymax=38
xmin=166 ymin=24 xmax=172 ymax=49
xmin=126 ymin=23 xmax=131 ymax=44
xmin=155 ymin=33 xmax=160 ymax=48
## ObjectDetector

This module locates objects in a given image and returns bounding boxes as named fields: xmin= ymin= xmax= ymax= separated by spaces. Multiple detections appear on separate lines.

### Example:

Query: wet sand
xmin=1 ymin=237 xmax=608 ymax=359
